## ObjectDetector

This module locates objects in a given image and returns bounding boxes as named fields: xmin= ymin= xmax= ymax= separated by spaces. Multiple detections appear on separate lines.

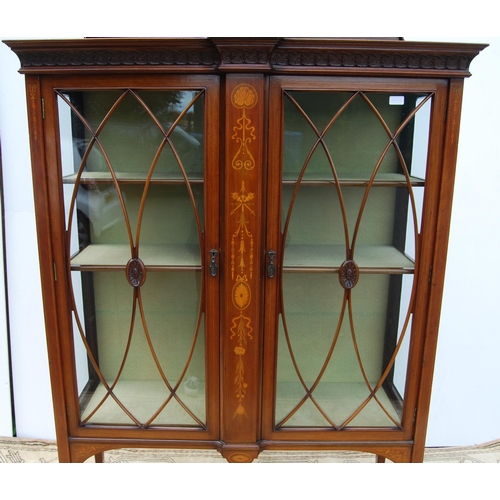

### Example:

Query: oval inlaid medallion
xmin=232 ymin=280 xmax=251 ymax=310
xmin=339 ymin=259 xmax=359 ymax=290
xmin=126 ymin=258 xmax=146 ymax=288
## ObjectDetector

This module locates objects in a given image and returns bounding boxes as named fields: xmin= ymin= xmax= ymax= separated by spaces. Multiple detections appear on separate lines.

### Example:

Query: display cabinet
xmin=5 ymin=37 xmax=485 ymax=462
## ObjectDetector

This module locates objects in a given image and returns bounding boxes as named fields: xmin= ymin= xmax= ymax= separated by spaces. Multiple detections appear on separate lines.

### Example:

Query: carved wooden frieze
xmin=16 ymin=48 xmax=220 ymax=69
xmin=212 ymin=38 xmax=279 ymax=71
xmin=5 ymin=38 xmax=486 ymax=77
xmin=219 ymin=49 xmax=269 ymax=66
xmin=270 ymin=49 xmax=473 ymax=72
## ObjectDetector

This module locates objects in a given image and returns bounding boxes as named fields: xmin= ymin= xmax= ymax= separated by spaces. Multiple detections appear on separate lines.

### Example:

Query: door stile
xmin=411 ymin=78 xmax=466 ymax=461
xmin=41 ymin=76 xmax=86 ymax=438
xmin=26 ymin=75 xmax=72 ymax=461
xmin=262 ymin=77 xmax=285 ymax=440
xmin=399 ymin=80 xmax=450 ymax=442
xmin=202 ymin=79 xmax=221 ymax=438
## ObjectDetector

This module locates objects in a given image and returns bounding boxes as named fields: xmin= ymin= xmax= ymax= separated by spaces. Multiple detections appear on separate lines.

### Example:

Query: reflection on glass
xmin=276 ymin=90 xmax=431 ymax=428
xmin=58 ymin=89 xmax=206 ymax=427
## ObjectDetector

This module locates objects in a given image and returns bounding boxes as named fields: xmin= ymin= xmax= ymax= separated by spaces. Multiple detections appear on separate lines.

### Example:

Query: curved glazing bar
xmin=337 ymin=92 xmax=433 ymax=428
xmin=276 ymin=90 xmax=432 ymax=429
xmin=282 ymin=90 xmax=355 ymax=254
xmin=58 ymin=88 xmax=207 ymax=427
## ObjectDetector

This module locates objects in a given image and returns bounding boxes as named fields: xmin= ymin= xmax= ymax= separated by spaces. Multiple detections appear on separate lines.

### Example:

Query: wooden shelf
xmin=63 ymin=171 xmax=204 ymax=185
xmin=70 ymin=244 xmax=201 ymax=270
xmin=282 ymin=172 xmax=424 ymax=187
xmin=283 ymin=244 xmax=414 ymax=273
xmin=275 ymin=381 xmax=401 ymax=428
xmin=81 ymin=380 xmax=206 ymax=427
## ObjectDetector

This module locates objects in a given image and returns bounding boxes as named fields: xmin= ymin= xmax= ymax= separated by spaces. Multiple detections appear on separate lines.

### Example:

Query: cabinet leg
xmin=376 ymin=455 xmax=386 ymax=463
xmin=94 ymin=452 xmax=104 ymax=463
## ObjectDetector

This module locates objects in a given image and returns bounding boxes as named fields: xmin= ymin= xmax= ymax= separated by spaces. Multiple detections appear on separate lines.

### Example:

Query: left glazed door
xmin=41 ymin=75 xmax=220 ymax=442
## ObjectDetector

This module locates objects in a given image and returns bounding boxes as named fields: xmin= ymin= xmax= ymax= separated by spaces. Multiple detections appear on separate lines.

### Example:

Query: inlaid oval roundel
xmin=126 ymin=258 xmax=146 ymax=288
xmin=339 ymin=259 xmax=359 ymax=290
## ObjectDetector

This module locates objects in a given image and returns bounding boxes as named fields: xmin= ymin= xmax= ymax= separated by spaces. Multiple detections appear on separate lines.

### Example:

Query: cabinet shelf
xmin=282 ymin=172 xmax=424 ymax=187
xmin=80 ymin=380 xmax=206 ymax=427
xmin=63 ymin=171 xmax=204 ymax=185
xmin=275 ymin=381 xmax=401 ymax=428
xmin=283 ymin=244 xmax=414 ymax=273
xmin=70 ymin=244 xmax=201 ymax=270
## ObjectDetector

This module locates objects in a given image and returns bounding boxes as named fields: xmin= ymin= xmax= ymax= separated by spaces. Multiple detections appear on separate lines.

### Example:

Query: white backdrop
xmin=0 ymin=31 xmax=498 ymax=446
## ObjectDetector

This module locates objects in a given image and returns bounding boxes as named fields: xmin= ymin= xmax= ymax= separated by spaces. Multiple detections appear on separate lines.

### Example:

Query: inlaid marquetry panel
xmin=222 ymin=76 xmax=264 ymax=445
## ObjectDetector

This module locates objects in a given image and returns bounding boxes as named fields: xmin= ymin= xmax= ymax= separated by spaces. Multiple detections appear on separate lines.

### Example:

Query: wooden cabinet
xmin=5 ymin=37 xmax=485 ymax=463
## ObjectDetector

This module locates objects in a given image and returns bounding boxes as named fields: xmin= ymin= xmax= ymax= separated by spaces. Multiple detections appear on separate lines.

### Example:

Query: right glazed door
xmin=263 ymin=76 xmax=446 ymax=443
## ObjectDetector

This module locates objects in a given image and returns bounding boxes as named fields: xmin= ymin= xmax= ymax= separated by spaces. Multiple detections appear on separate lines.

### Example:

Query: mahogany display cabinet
xmin=5 ymin=37 xmax=486 ymax=463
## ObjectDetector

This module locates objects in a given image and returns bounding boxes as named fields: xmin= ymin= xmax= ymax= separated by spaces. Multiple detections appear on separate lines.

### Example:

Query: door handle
xmin=267 ymin=250 xmax=276 ymax=278
xmin=209 ymin=249 xmax=218 ymax=277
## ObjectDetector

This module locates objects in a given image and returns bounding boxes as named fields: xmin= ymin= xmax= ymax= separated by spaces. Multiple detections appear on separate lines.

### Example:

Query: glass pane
xmin=276 ymin=90 xmax=431 ymax=429
xmin=283 ymin=91 xmax=430 ymax=181
xmin=58 ymin=88 xmax=206 ymax=427
xmin=74 ymin=271 xmax=205 ymax=426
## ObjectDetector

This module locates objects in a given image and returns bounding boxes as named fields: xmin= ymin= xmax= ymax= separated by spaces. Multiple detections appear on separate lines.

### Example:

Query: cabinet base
xmin=62 ymin=437 xmax=415 ymax=463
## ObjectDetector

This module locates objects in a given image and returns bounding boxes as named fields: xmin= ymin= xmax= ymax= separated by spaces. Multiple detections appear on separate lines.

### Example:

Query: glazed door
xmin=263 ymin=76 xmax=446 ymax=441
xmin=46 ymin=75 xmax=220 ymax=439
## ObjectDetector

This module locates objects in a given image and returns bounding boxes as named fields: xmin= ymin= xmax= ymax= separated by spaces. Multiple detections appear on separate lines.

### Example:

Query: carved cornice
xmin=15 ymin=47 xmax=219 ymax=69
xmin=212 ymin=37 xmax=279 ymax=71
xmin=4 ymin=38 xmax=487 ymax=77
xmin=219 ymin=48 xmax=270 ymax=68
xmin=271 ymin=48 xmax=473 ymax=72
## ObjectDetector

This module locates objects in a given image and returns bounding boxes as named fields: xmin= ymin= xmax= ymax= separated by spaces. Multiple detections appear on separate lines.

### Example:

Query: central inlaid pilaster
xmin=221 ymin=75 xmax=265 ymax=453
